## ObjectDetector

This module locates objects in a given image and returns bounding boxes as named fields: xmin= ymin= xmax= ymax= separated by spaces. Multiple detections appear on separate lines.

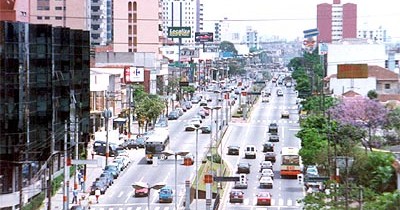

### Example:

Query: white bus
xmin=280 ymin=147 xmax=302 ymax=178
xmin=144 ymin=128 xmax=170 ymax=164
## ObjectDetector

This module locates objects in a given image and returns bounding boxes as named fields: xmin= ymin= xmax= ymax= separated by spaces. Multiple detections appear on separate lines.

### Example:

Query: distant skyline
xmin=202 ymin=0 xmax=400 ymax=41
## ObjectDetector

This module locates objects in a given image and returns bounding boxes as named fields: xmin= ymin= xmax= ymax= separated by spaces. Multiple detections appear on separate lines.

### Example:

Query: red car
xmin=256 ymin=191 xmax=272 ymax=206
xmin=134 ymin=187 xmax=149 ymax=197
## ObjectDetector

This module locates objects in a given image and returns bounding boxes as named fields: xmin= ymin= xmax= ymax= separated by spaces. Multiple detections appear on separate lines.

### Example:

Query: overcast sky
xmin=202 ymin=0 xmax=400 ymax=41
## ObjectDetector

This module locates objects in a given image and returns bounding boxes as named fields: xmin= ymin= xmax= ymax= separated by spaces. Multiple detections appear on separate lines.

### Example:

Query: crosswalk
xmin=82 ymin=197 xmax=302 ymax=210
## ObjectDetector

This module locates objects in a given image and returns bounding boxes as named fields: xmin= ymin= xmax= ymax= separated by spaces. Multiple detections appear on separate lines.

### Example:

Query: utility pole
xmin=74 ymin=116 xmax=79 ymax=190
xmin=63 ymin=121 xmax=69 ymax=210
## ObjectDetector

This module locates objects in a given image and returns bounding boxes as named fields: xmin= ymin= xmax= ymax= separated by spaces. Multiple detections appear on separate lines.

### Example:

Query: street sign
xmin=213 ymin=176 xmax=240 ymax=182
xmin=303 ymin=28 xmax=319 ymax=38
xmin=167 ymin=27 xmax=191 ymax=38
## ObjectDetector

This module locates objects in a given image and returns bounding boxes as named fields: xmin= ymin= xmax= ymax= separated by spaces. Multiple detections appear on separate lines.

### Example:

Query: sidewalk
xmin=40 ymin=145 xmax=105 ymax=210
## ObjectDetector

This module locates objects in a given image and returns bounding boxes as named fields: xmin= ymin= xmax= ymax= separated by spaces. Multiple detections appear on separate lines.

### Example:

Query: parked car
xmin=90 ymin=181 xmax=107 ymax=195
xmin=198 ymin=110 xmax=206 ymax=119
xmin=229 ymin=190 xmax=244 ymax=203
xmin=306 ymin=165 xmax=319 ymax=177
xmin=262 ymin=142 xmax=274 ymax=152
xmin=256 ymin=192 xmax=272 ymax=206
xmin=199 ymin=100 xmax=208 ymax=106
xmin=168 ymin=111 xmax=179 ymax=120
xmin=175 ymin=108 xmax=184 ymax=116
xmin=97 ymin=176 xmax=111 ymax=187
xmin=227 ymin=145 xmax=240 ymax=155
xmin=104 ymin=165 xmax=119 ymax=178
xmin=191 ymin=96 xmax=201 ymax=104
xmin=237 ymin=162 xmax=251 ymax=174
xmin=100 ymin=171 xmax=114 ymax=185
xmin=184 ymin=101 xmax=192 ymax=109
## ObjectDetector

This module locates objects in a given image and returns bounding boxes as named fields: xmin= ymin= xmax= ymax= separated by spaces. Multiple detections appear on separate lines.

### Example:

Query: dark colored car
xmin=268 ymin=123 xmax=278 ymax=133
xmin=70 ymin=206 xmax=84 ymax=210
xmin=104 ymin=165 xmax=119 ymax=178
xmin=229 ymin=190 xmax=244 ymax=203
xmin=168 ymin=111 xmax=179 ymax=120
xmin=199 ymin=100 xmax=208 ymax=106
xmin=227 ymin=146 xmax=240 ymax=155
xmin=237 ymin=162 xmax=251 ymax=174
xmin=200 ymin=125 xmax=211 ymax=134
xmin=264 ymin=152 xmax=276 ymax=162
xmin=262 ymin=142 xmax=274 ymax=152
xmin=269 ymin=134 xmax=279 ymax=142
xmin=100 ymin=171 xmax=114 ymax=185
xmin=97 ymin=176 xmax=111 ymax=187
xmin=90 ymin=181 xmax=107 ymax=195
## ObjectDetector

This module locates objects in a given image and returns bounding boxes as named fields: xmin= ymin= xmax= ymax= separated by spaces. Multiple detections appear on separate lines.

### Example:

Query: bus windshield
xmin=282 ymin=155 xmax=300 ymax=165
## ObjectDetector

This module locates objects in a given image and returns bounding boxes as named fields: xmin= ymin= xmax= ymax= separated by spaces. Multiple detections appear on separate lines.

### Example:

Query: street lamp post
xmin=163 ymin=150 xmax=190 ymax=210
xmin=194 ymin=124 xmax=200 ymax=210
xmin=132 ymin=182 xmax=166 ymax=210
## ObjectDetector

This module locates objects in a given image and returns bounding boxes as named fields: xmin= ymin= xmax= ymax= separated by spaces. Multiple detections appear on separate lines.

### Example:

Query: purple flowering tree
xmin=328 ymin=97 xmax=388 ymax=151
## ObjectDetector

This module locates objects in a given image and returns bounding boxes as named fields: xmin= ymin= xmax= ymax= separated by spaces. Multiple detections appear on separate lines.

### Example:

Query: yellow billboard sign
xmin=337 ymin=64 xmax=368 ymax=79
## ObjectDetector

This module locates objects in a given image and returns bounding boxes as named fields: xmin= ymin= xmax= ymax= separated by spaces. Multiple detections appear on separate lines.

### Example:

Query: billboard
xmin=195 ymin=32 xmax=214 ymax=42
xmin=167 ymin=27 xmax=191 ymax=38
xmin=124 ymin=66 xmax=144 ymax=83
xmin=337 ymin=64 xmax=368 ymax=79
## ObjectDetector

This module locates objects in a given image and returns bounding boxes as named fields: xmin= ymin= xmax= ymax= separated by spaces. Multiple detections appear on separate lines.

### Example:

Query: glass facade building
xmin=0 ymin=21 xmax=90 ymax=208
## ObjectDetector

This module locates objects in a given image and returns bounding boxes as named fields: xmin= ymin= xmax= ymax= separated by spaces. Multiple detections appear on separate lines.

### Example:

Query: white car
xmin=281 ymin=110 xmax=289 ymax=118
xmin=259 ymin=161 xmax=273 ymax=172
xmin=260 ymin=168 xmax=274 ymax=180
xmin=190 ymin=119 xmax=202 ymax=128
xmin=259 ymin=176 xmax=274 ymax=189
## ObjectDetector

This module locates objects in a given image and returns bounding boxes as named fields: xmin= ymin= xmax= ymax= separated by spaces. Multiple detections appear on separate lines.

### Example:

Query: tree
xmin=367 ymin=90 xmax=378 ymax=99
xmin=219 ymin=41 xmax=238 ymax=55
xmin=135 ymin=94 xmax=165 ymax=132
xmin=328 ymin=97 xmax=388 ymax=151
xmin=301 ymin=95 xmax=337 ymax=113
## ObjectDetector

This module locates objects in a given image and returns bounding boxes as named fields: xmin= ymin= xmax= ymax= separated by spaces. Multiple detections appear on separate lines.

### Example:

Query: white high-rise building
xmin=357 ymin=26 xmax=388 ymax=43
xmin=160 ymin=0 xmax=203 ymax=45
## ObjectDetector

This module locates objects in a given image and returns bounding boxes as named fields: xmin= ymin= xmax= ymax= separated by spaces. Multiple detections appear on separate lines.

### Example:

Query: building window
xmin=37 ymin=16 xmax=43 ymax=20
xmin=44 ymin=16 xmax=50 ymax=20
xmin=385 ymin=84 xmax=391 ymax=89
xmin=55 ymin=6 xmax=62 ymax=10
xmin=55 ymin=16 xmax=62 ymax=20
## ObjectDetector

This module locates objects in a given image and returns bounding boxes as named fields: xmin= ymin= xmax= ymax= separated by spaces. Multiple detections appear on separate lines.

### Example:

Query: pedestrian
xmin=72 ymin=188 xmax=78 ymax=204
xmin=91 ymin=150 xmax=94 ymax=159
xmin=95 ymin=189 xmax=101 ymax=203
xmin=80 ymin=176 xmax=85 ymax=192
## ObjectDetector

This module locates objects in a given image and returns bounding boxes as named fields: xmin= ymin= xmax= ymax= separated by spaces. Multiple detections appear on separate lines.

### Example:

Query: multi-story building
xmin=0 ymin=0 xmax=29 ymax=22
xmin=0 ymin=21 xmax=90 ymax=209
xmin=160 ymin=0 xmax=203 ymax=45
xmin=317 ymin=0 xmax=357 ymax=43
xmin=30 ymin=0 xmax=90 ymax=30
xmin=113 ymin=0 xmax=161 ymax=53
xmin=357 ymin=26 xmax=388 ymax=43
xmin=90 ymin=0 xmax=109 ymax=46
xmin=245 ymin=26 xmax=258 ymax=49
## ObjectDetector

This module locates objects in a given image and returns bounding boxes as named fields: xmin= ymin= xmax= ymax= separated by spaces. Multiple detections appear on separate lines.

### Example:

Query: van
xmin=244 ymin=145 xmax=257 ymax=159
xmin=159 ymin=186 xmax=173 ymax=203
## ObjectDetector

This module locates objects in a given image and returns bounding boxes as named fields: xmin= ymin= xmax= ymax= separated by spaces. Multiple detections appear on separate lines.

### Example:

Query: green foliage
xmin=219 ymin=41 xmax=238 ymax=55
xmin=181 ymin=86 xmax=195 ymax=94
xmin=364 ymin=190 xmax=400 ymax=210
xmin=385 ymin=107 xmax=400 ymax=134
xmin=367 ymin=90 xmax=378 ymax=99
xmin=22 ymin=192 xmax=45 ymax=210
xmin=352 ymin=152 xmax=396 ymax=193
xmin=301 ymin=95 xmax=337 ymax=113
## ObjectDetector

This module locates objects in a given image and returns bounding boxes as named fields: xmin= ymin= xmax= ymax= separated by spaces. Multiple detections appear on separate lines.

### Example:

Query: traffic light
xmin=239 ymin=174 xmax=247 ymax=185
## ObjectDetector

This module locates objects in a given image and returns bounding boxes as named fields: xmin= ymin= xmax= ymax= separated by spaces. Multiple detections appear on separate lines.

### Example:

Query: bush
xmin=22 ymin=192 xmax=45 ymax=210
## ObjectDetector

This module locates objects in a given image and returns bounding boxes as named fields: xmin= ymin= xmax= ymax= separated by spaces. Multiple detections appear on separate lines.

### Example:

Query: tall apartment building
xmin=0 ymin=21 xmax=90 ymax=209
xmin=246 ymin=26 xmax=258 ymax=49
xmin=30 ymin=0 xmax=90 ymax=30
xmin=317 ymin=0 xmax=357 ymax=43
xmin=160 ymin=0 xmax=203 ymax=45
xmin=113 ymin=0 xmax=161 ymax=53
xmin=90 ymin=0 xmax=108 ymax=45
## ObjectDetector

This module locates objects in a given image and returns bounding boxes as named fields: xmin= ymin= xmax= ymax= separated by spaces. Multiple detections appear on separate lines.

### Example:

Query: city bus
xmin=280 ymin=147 xmax=302 ymax=178
xmin=144 ymin=128 xmax=170 ymax=164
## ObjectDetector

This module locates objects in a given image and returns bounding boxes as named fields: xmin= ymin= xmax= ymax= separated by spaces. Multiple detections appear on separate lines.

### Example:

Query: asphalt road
xmin=85 ymin=91 xmax=234 ymax=210
xmin=219 ymin=81 xmax=305 ymax=210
